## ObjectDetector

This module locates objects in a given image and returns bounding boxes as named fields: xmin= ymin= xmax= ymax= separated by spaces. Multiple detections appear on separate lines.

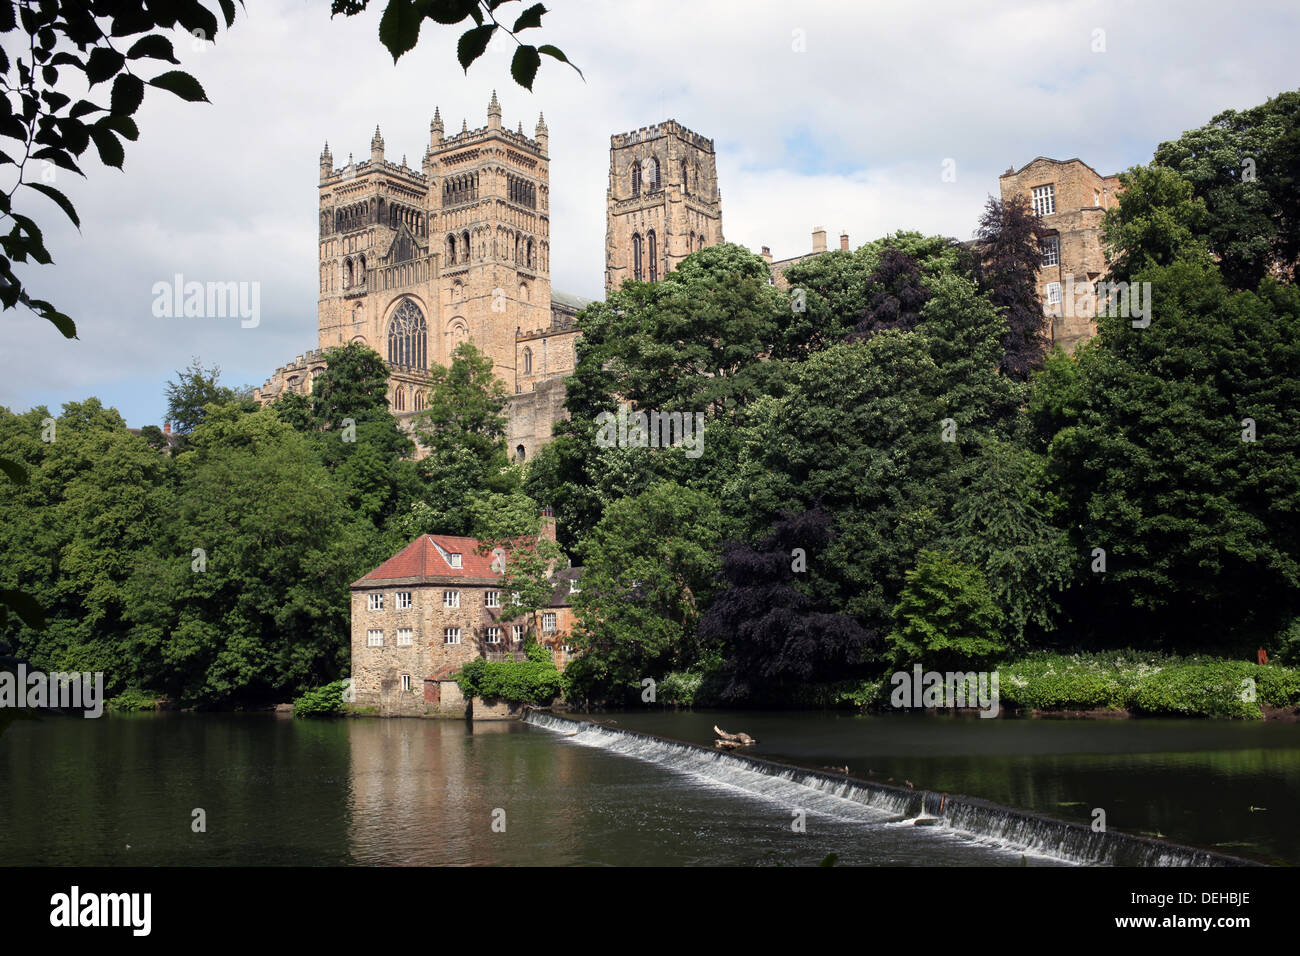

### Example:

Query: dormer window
xmin=449 ymin=553 xmax=462 ymax=568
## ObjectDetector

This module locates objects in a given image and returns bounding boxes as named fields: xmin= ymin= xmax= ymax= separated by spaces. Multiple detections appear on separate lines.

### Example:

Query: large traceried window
xmin=648 ymin=157 xmax=660 ymax=191
xmin=632 ymin=233 xmax=643 ymax=281
xmin=387 ymin=298 xmax=427 ymax=369
xmin=648 ymin=230 xmax=658 ymax=282
xmin=630 ymin=161 xmax=641 ymax=197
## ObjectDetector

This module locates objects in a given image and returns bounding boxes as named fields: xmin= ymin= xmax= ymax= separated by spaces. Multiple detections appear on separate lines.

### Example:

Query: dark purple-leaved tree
xmin=976 ymin=195 xmax=1052 ymax=379
xmin=851 ymin=247 xmax=931 ymax=340
xmin=700 ymin=508 xmax=876 ymax=701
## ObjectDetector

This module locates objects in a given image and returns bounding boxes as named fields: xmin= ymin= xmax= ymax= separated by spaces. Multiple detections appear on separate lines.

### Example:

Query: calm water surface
xmin=1 ymin=710 xmax=1294 ymax=865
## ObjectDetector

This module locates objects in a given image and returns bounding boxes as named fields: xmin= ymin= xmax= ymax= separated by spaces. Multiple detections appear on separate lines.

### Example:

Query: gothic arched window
xmin=648 ymin=157 xmax=660 ymax=192
xmin=394 ymin=387 xmax=406 ymax=411
xmin=526 ymin=239 xmax=534 ymax=269
xmin=648 ymin=230 xmax=657 ymax=282
xmin=446 ymin=234 xmax=456 ymax=264
xmin=462 ymin=230 xmax=471 ymax=262
xmin=343 ymin=258 xmax=353 ymax=289
xmin=681 ymin=159 xmax=689 ymax=195
xmin=387 ymin=298 xmax=427 ymax=370
xmin=630 ymin=161 xmax=641 ymax=197
xmin=632 ymin=233 xmax=643 ymax=282
xmin=698 ymin=234 xmax=705 ymax=252
xmin=516 ymin=444 xmax=526 ymax=463
xmin=523 ymin=347 xmax=533 ymax=374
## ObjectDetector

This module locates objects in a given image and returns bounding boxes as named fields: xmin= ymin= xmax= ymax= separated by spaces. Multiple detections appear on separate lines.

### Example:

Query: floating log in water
xmin=713 ymin=725 xmax=756 ymax=746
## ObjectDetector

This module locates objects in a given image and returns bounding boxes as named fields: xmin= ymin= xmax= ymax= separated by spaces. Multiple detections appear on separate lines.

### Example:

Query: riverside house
xmin=348 ymin=515 xmax=580 ymax=716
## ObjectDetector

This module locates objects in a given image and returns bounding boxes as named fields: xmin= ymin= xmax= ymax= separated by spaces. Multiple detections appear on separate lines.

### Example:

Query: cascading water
xmin=524 ymin=711 xmax=1261 ymax=867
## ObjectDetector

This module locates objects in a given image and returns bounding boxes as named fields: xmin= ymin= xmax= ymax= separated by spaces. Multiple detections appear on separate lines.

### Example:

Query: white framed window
xmin=449 ymin=553 xmax=463 ymax=568
xmin=512 ymin=625 xmax=525 ymax=643
xmin=401 ymin=674 xmax=412 ymax=692
xmin=367 ymin=629 xmax=384 ymax=647
xmin=1032 ymin=184 xmax=1056 ymax=217
xmin=367 ymin=593 xmax=384 ymax=611
xmin=444 ymin=627 xmax=462 ymax=645
xmin=562 ymin=643 xmax=573 ymax=654
xmin=510 ymin=591 xmax=521 ymax=607
xmin=1045 ymin=281 xmax=1062 ymax=306
xmin=1040 ymin=236 xmax=1059 ymax=267
xmin=395 ymin=591 xmax=412 ymax=609
xmin=485 ymin=590 xmax=501 ymax=608
xmin=397 ymin=628 xmax=413 ymax=646
xmin=485 ymin=626 xmax=502 ymax=644
xmin=568 ymin=579 xmax=580 ymax=595
xmin=542 ymin=613 xmax=557 ymax=634
xmin=443 ymin=590 xmax=460 ymax=609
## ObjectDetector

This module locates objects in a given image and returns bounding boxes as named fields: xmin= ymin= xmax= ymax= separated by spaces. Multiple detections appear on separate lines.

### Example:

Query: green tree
xmin=565 ymin=482 xmax=723 ymax=704
xmin=165 ymin=358 xmax=239 ymax=437
xmin=1101 ymin=164 xmax=1213 ymax=281
xmin=888 ymin=551 xmax=1006 ymax=671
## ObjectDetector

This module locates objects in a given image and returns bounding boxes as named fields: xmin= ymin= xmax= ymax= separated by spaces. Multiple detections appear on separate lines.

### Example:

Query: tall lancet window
xmin=632 ymin=233 xmax=643 ymax=281
xmin=648 ymin=230 xmax=657 ymax=282
xmin=648 ymin=157 xmax=660 ymax=192
xmin=631 ymin=161 xmax=641 ymax=197
xmin=387 ymin=298 xmax=427 ymax=370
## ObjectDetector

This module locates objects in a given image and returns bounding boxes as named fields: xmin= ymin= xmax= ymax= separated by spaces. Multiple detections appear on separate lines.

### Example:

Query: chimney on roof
xmin=760 ymin=245 xmax=772 ymax=265
xmin=812 ymin=226 xmax=827 ymax=254
xmin=840 ymin=231 xmax=849 ymax=251
xmin=163 ymin=422 xmax=171 ymax=435
xmin=539 ymin=507 xmax=557 ymax=544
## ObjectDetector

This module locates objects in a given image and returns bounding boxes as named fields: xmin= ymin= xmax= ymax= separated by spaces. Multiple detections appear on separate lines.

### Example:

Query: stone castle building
xmin=255 ymin=99 xmax=1111 ymax=455
xmin=998 ymin=157 xmax=1121 ymax=352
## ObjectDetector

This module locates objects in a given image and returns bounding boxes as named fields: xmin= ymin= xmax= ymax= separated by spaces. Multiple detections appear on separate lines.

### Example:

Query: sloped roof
xmin=1000 ymin=156 xmax=1113 ymax=180
xmin=551 ymin=289 xmax=595 ymax=312
xmin=351 ymin=534 xmax=505 ymax=587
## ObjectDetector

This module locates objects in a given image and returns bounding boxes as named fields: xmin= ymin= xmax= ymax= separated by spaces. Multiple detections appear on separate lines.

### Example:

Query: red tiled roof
xmin=351 ymin=534 xmax=509 ymax=587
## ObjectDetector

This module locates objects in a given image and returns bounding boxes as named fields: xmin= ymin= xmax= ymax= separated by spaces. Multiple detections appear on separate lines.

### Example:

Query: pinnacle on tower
xmin=371 ymin=125 xmax=385 ymax=162
xmin=488 ymin=89 xmax=502 ymax=131
xmin=320 ymin=141 xmax=333 ymax=182
xmin=430 ymin=107 xmax=444 ymax=146
xmin=535 ymin=112 xmax=548 ymax=150
xmin=461 ymin=118 xmax=468 ymax=133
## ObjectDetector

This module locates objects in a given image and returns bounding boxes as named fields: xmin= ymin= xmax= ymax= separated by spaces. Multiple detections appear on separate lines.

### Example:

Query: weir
xmin=523 ymin=711 xmax=1263 ymax=867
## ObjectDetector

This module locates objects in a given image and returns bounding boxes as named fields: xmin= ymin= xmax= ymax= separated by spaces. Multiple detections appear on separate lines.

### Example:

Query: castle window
xmin=630 ymin=161 xmax=641 ymax=197
xmin=486 ymin=591 xmax=501 ymax=608
xmin=387 ymin=298 xmax=427 ymax=370
xmin=1041 ymin=236 xmax=1060 ymax=268
xmin=368 ymin=593 xmax=384 ymax=611
xmin=401 ymin=674 xmax=412 ymax=692
xmin=485 ymin=626 xmax=502 ymax=644
xmin=648 ymin=157 xmax=660 ymax=192
xmin=516 ymin=444 xmax=526 ymax=462
xmin=523 ymin=347 xmax=533 ymax=374
xmin=444 ymin=627 xmax=462 ymax=645
xmin=681 ymin=159 xmax=689 ymax=195
xmin=367 ymin=629 xmax=384 ymax=647
xmin=632 ymin=233 xmax=643 ymax=281
xmin=396 ymin=591 xmax=412 ymax=609
xmin=648 ymin=230 xmax=658 ymax=282
xmin=444 ymin=590 xmax=461 ymax=608
xmin=397 ymin=628 xmax=413 ymax=647
xmin=1032 ymin=184 xmax=1056 ymax=217
xmin=1045 ymin=281 xmax=1062 ymax=306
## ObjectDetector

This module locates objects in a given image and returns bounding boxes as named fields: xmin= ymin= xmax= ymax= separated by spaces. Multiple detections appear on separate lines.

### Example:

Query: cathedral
xmin=254 ymin=96 xmax=724 ymax=462
xmin=253 ymin=93 xmax=1108 ymax=458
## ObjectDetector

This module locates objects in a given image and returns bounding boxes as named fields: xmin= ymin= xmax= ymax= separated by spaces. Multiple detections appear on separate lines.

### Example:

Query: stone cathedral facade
xmin=254 ymin=98 xmax=724 ymax=463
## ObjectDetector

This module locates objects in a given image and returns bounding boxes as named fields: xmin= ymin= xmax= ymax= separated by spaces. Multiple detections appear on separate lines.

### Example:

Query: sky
xmin=2 ymin=0 xmax=1297 ymax=426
